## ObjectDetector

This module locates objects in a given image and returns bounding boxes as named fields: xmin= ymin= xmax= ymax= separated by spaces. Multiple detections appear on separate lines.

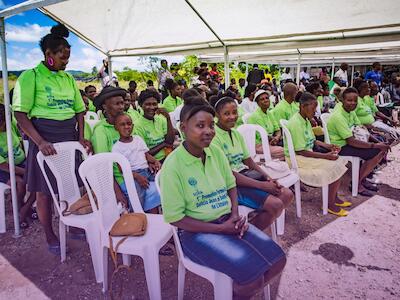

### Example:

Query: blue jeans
xmin=119 ymin=168 xmax=160 ymax=212
xmin=179 ymin=222 xmax=285 ymax=285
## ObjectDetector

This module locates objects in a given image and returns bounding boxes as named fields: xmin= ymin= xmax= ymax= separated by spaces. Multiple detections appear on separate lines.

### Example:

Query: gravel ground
xmin=0 ymin=145 xmax=398 ymax=300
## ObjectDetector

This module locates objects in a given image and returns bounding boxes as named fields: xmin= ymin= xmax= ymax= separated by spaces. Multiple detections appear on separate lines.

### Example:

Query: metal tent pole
xmin=224 ymin=46 xmax=229 ymax=90
xmin=0 ymin=17 xmax=20 ymax=237
xmin=351 ymin=65 xmax=355 ymax=86
xmin=331 ymin=58 xmax=335 ymax=79
xmin=107 ymin=54 xmax=113 ymax=86
xmin=296 ymin=53 xmax=301 ymax=86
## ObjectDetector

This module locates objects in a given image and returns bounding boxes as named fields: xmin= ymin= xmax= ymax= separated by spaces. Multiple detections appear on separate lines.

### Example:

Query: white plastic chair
xmin=237 ymin=124 xmax=302 ymax=234
xmin=85 ymin=111 xmax=99 ymax=121
xmin=78 ymin=152 xmax=172 ymax=298
xmin=242 ymin=113 xmax=252 ymax=124
xmin=169 ymin=111 xmax=177 ymax=129
xmin=154 ymin=172 xmax=271 ymax=300
xmin=281 ymin=120 xmax=329 ymax=215
xmin=36 ymin=142 xmax=102 ymax=282
xmin=0 ymin=183 xmax=10 ymax=233
xmin=86 ymin=119 xmax=100 ymax=131
xmin=321 ymin=113 xmax=361 ymax=197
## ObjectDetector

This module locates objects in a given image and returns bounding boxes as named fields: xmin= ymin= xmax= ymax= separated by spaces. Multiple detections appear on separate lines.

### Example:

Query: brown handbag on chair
xmin=61 ymin=193 xmax=98 ymax=216
xmin=109 ymin=213 xmax=147 ymax=299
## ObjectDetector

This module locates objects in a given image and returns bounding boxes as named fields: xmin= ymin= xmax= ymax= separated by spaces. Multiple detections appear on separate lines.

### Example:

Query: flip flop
xmin=328 ymin=208 xmax=349 ymax=217
xmin=68 ymin=232 xmax=86 ymax=241
xmin=47 ymin=244 xmax=61 ymax=256
xmin=335 ymin=201 xmax=352 ymax=207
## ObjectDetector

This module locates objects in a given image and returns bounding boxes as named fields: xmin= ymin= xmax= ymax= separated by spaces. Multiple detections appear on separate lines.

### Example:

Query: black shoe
xmin=359 ymin=190 xmax=374 ymax=197
xmin=363 ymin=181 xmax=379 ymax=192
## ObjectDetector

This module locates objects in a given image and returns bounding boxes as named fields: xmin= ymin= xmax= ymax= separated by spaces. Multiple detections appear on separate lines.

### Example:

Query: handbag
xmin=353 ymin=125 xmax=370 ymax=142
xmin=61 ymin=193 xmax=97 ymax=216
xmin=261 ymin=160 xmax=291 ymax=180
xmin=109 ymin=213 xmax=147 ymax=299
xmin=239 ymin=168 xmax=266 ymax=181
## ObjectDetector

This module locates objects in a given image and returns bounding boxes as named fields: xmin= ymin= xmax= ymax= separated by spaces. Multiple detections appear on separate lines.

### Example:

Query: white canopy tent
xmin=1 ymin=0 xmax=400 ymax=236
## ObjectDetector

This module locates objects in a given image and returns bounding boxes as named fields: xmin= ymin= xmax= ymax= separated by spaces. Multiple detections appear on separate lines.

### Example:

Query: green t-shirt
xmin=126 ymin=107 xmax=142 ymax=124
xmin=84 ymin=121 xmax=92 ymax=141
xmin=211 ymin=125 xmax=250 ymax=172
xmin=0 ymin=123 xmax=25 ymax=165
xmin=160 ymin=144 xmax=236 ymax=223
xmin=12 ymin=62 xmax=85 ymax=121
xmin=327 ymin=104 xmax=360 ymax=147
xmin=364 ymin=96 xmax=378 ymax=114
xmin=91 ymin=119 xmax=122 ymax=183
xmin=238 ymin=86 xmax=245 ymax=99
xmin=272 ymin=99 xmax=299 ymax=126
xmin=235 ymin=106 xmax=245 ymax=128
xmin=134 ymin=114 xmax=167 ymax=161
xmin=162 ymin=95 xmax=183 ymax=113
xmin=284 ymin=112 xmax=315 ymax=156
xmin=354 ymin=96 xmax=375 ymax=125
xmin=317 ymin=96 xmax=324 ymax=109
xmin=88 ymin=100 xmax=96 ymax=112
xmin=248 ymin=107 xmax=279 ymax=144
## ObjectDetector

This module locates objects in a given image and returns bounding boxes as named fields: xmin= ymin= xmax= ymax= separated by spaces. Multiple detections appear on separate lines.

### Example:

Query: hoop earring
xmin=47 ymin=57 xmax=54 ymax=67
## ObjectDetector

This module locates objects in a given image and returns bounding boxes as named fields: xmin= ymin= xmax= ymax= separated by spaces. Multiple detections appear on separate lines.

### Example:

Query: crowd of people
xmin=2 ymin=23 xmax=399 ymax=299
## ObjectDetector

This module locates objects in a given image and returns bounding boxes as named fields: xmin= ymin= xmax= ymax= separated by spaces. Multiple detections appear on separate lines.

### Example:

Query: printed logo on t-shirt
xmin=45 ymin=86 xmax=74 ymax=109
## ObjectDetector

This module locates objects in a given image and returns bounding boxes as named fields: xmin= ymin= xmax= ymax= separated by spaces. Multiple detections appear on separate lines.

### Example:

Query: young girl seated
xmin=112 ymin=113 xmax=161 ymax=213
xmin=160 ymin=101 xmax=286 ymax=299
xmin=247 ymin=89 xmax=284 ymax=160
xmin=210 ymin=95 xmax=293 ymax=231
xmin=285 ymin=92 xmax=349 ymax=216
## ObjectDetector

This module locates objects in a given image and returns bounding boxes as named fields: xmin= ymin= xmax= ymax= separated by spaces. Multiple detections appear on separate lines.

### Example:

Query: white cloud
xmin=6 ymin=23 xmax=51 ymax=43
xmin=1 ymin=47 xmax=43 ymax=70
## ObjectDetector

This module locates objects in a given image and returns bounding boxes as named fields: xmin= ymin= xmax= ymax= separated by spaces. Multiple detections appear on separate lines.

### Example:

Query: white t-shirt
xmin=280 ymin=73 xmax=293 ymax=81
xmin=334 ymin=69 xmax=348 ymax=85
xmin=240 ymin=97 xmax=258 ymax=114
xmin=299 ymin=71 xmax=310 ymax=80
xmin=112 ymin=136 xmax=149 ymax=171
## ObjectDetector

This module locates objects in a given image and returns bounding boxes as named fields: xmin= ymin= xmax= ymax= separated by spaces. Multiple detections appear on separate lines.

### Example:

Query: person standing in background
xmin=247 ymin=64 xmax=265 ymax=85
xmin=335 ymin=63 xmax=349 ymax=87
xmin=157 ymin=59 xmax=173 ymax=101
xmin=365 ymin=62 xmax=383 ymax=87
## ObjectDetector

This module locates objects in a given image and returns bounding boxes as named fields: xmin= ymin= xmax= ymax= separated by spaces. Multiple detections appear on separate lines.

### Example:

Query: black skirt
xmin=25 ymin=117 xmax=79 ymax=195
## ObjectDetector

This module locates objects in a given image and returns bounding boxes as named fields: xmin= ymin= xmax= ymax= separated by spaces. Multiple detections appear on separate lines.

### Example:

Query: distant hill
xmin=0 ymin=69 xmax=91 ymax=79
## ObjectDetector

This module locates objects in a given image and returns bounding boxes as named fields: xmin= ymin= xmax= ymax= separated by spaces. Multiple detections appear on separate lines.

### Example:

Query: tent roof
xmin=1 ymin=0 xmax=400 ymax=56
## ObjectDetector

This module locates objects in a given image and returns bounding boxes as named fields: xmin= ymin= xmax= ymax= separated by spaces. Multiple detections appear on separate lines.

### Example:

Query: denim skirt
xmin=179 ymin=216 xmax=285 ymax=285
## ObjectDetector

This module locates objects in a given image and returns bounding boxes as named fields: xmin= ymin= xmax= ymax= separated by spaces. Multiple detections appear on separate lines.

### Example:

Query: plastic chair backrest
xmin=78 ymin=152 xmax=143 ymax=235
xmin=36 ymin=142 xmax=88 ymax=215
xmin=155 ymin=172 xmax=185 ymax=263
xmin=85 ymin=111 xmax=99 ymax=121
xmin=86 ymin=119 xmax=100 ymax=131
xmin=242 ymin=113 xmax=251 ymax=124
xmin=320 ymin=113 xmax=331 ymax=144
xmin=169 ymin=112 xmax=177 ymax=128
xmin=237 ymin=124 xmax=272 ymax=161
xmin=23 ymin=139 xmax=29 ymax=154
xmin=280 ymin=120 xmax=299 ymax=171
xmin=377 ymin=93 xmax=385 ymax=105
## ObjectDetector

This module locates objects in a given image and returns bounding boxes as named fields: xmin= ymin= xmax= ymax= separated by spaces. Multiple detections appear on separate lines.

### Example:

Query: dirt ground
xmin=0 ymin=145 xmax=399 ymax=300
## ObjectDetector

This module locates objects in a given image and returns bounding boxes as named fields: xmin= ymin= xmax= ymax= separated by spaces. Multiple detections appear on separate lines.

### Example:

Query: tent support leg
xmin=107 ymin=54 xmax=113 ymax=86
xmin=224 ymin=46 xmax=229 ymax=90
xmin=351 ymin=65 xmax=355 ymax=86
xmin=331 ymin=58 xmax=335 ymax=79
xmin=0 ymin=17 xmax=21 ymax=237
xmin=296 ymin=53 xmax=301 ymax=86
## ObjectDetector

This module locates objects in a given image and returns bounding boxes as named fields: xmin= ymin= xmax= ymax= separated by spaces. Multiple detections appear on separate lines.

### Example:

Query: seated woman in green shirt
xmin=248 ymin=89 xmax=284 ymax=160
xmin=134 ymin=89 xmax=175 ymax=162
xmin=161 ymin=78 xmax=183 ymax=113
xmin=0 ymin=105 xmax=36 ymax=228
xmin=210 ymin=96 xmax=293 ymax=231
xmin=160 ymin=101 xmax=286 ymax=299
xmin=327 ymin=87 xmax=390 ymax=197
xmin=285 ymin=92 xmax=349 ymax=217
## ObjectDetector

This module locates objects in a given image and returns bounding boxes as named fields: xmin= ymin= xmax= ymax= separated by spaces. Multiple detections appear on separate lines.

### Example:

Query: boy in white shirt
xmin=112 ymin=113 xmax=161 ymax=213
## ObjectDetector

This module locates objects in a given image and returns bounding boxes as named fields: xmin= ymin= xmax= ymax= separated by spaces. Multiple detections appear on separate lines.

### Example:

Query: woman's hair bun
xmin=50 ymin=23 xmax=69 ymax=38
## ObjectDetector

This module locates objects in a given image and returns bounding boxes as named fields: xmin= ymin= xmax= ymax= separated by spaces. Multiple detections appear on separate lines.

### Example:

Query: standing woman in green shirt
xmin=210 ymin=96 xmax=293 ymax=231
xmin=160 ymin=102 xmax=286 ymax=299
xmin=285 ymin=92 xmax=349 ymax=217
xmin=12 ymin=24 xmax=91 ymax=252
xmin=162 ymin=78 xmax=183 ymax=113
xmin=134 ymin=89 xmax=175 ymax=162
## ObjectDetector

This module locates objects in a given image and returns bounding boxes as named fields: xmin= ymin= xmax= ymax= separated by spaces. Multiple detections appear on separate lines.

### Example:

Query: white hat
xmin=254 ymin=89 xmax=271 ymax=102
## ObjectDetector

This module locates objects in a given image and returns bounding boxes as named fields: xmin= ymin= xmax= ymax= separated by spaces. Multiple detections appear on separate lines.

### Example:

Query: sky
xmin=0 ymin=0 xmax=183 ymax=72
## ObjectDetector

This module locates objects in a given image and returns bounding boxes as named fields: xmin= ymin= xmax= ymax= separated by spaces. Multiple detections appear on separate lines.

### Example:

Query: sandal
xmin=328 ymin=208 xmax=349 ymax=217
xmin=362 ymin=181 xmax=378 ymax=192
xmin=20 ymin=221 xmax=29 ymax=229
xmin=335 ymin=201 xmax=352 ymax=207
xmin=47 ymin=244 xmax=61 ymax=256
